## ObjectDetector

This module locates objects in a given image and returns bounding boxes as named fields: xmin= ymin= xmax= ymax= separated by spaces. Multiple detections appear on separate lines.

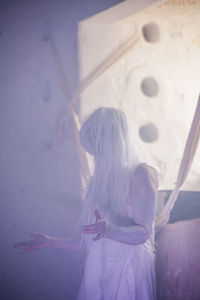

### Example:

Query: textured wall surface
xmin=156 ymin=218 xmax=200 ymax=300
xmin=78 ymin=0 xmax=200 ymax=191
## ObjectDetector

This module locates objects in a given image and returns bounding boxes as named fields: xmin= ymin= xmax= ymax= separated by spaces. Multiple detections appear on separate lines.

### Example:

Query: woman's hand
xmin=82 ymin=209 xmax=108 ymax=241
xmin=13 ymin=232 xmax=53 ymax=255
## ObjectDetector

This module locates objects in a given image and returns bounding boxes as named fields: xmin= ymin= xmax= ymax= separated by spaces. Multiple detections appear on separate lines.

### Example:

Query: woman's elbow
xmin=130 ymin=226 xmax=151 ymax=245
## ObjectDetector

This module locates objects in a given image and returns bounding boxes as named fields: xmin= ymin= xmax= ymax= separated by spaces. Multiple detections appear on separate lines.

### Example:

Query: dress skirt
xmin=77 ymin=238 xmax=156 ymax=300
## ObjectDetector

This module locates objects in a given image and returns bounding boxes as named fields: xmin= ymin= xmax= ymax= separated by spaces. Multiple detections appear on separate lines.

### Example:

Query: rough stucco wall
xmin=78 ymin=0 xmax=200 ymax=191
xmin=156 ymin=218 xmax=200 ymax=300
xmin=0 ymin=1 xmax=122 ymax=299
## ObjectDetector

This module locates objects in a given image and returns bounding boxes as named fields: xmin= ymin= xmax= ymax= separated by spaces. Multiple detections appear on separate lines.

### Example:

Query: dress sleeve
xmin=128 ymin=163 xmax=158 ymax=234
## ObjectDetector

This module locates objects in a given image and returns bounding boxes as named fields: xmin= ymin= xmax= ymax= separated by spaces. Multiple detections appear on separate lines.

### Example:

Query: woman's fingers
xmin=82 ymin=223 xmax=106 ymax=230
xmin=94 ymin=209 xmax=101 ymax=222
xmin=14 ymin=237 xmax=45 ymax=251
xmin=14 ymin=233 xmax=50 ymax=255
xmin=83 ymin=224 xmax=105 ymax=229
xmin=14 ymin=243 xmax=35 ymax=254
xmin=14 ymin=236 xmax=38 ymax=249
xmin=14 ymin=244 xmax=26 ymax=249
xmin=14 ymin=241 xmax=33 ymax=248
xmin=15 ymin=242 xmax=44 ymax=254
xmin=83 ymin=211 xmax=107 ymax=239
xmin=82 ymin=222 xmax=106 ymax=234
xmin=93 ymin=234 xmax=102 ymax=241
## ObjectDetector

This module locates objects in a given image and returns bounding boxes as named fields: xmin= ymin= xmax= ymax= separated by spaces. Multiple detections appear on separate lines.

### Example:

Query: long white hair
xmin=79 ymin=107 xmax=140 ymax=247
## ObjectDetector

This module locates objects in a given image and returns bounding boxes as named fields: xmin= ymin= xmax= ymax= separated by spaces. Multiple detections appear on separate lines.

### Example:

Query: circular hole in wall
xmin=141 ymin=77 xmax=159 ymax=97
xmin=139 ymin=123 xmax=159 ymax=143
xmin=142 ymin=23 xmax=160 ymax=43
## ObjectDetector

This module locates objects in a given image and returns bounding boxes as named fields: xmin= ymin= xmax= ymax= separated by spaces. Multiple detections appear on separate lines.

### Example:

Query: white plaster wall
xmin=0 ymin=1 xmax=122 ymax=299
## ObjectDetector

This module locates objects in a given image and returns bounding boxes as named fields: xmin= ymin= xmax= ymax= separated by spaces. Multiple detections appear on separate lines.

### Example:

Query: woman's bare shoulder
xmin=135 ymin=162 xmax=157 ymax=173
xmin=131 ymin=162 xmax=159 ymax=189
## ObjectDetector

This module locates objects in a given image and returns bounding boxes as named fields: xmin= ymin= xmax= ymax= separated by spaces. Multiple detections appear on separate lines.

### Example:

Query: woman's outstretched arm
xmin=14 ymin=232 xmax=85 ymax=255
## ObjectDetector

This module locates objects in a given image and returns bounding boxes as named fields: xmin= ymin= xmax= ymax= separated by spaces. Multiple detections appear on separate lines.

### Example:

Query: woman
xmin=14 ymin=107 xmax=159 ymax=300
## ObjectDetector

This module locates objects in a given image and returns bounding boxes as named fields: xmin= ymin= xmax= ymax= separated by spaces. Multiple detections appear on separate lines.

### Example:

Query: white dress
xmin=78 ymin=236 xmax=156 ymax=300
xmin=78 ymin=164 xmax=157 ymax=300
